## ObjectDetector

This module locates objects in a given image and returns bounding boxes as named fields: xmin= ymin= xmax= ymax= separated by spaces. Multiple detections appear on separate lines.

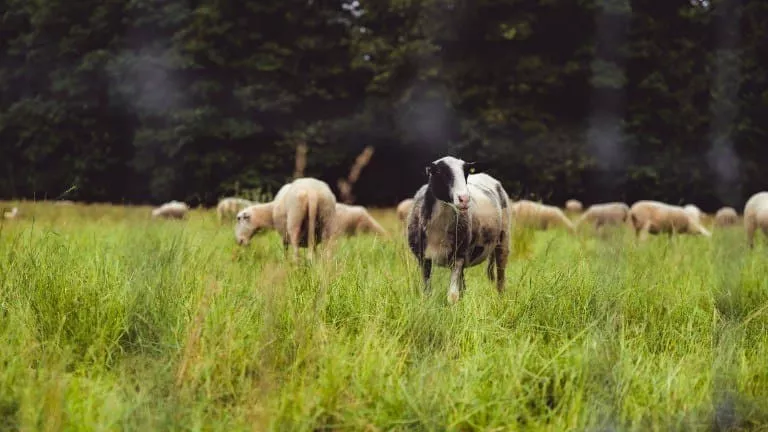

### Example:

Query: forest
xmin=0 ymin=0 xmax=766 ymax=209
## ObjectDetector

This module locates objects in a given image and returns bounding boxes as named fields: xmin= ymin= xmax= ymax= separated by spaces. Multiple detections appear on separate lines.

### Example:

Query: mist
xmin=707 ymin=0 xmax=743 ymax=207
xmin=587 ymin=0 xmax=631 ymax=175
xmin=108 ymin=46 xmax=185 ymax=117
xmin=395 ymin=82 xmax=455 ymax=154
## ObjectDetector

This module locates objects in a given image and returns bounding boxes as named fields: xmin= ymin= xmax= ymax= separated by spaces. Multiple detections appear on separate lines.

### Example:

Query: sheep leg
xmin=305 ymin=191 xmax=319 ymax=261
xmin=421 ymin=258 xmax=432 ymax=293
xmin=747 ymin=221 xmax=755 ymax=249
xmin=494 ymin=240 xmax=508 ymax=294
xmin=282 ymin=239 xmax=290 ymax=257
xmin=286 ymin=210 xmax=305 ymax=262
xmin=486 ymin=253 xmax=496 ymax=282
xmin=638 ymin=221 xmax=651 ymax=241
xmin=448 ymin=258 xmax=465 ymax=304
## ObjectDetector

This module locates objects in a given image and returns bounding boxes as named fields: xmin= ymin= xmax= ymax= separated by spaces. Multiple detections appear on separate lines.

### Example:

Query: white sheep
xmin=151 ymin=200 xmax=190 ymax=220
xmin=714 ymin=207 xmax=739 ymax=228
xmin=565 ymin=199 xmax=583 ymax=213
xmin=510 ymin=200 xmax=576 ymax=234
xmin=235 ymin=177 xmax=336 ymax=260
xmin=396 ymin=198 xmax=415 ymax=223
xmin=332 ymin=203 xmax=388 ymax=238
xmin=407 ymin=157 xmax=510 ymax=304
xmin=744 ymin=192 xmax=768 ymax=248
xmin=576 ymin=202 xmax=630 ymax=231
xmin=216 ymin=197 xmax=253 ymax=223
xmin=683 ymin=204 xmax=704 ymax=225
xmin=629 ymin=200 xmax=711 ymax=239
xmin=3 ymin=207 xmax=19 ymax=220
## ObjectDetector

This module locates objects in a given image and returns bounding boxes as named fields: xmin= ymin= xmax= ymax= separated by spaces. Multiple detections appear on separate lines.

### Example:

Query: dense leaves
xmin=0 ymin=0 xmax=766 ymax=208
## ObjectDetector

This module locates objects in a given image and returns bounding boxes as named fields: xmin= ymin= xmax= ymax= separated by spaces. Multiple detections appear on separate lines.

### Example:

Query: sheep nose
xmin=457 ymin=194 xmax=470 ymax=207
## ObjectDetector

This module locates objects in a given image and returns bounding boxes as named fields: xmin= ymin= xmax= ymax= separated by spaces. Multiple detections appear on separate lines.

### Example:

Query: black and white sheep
xmin=406 ymin=157 xmax=510 ymax=304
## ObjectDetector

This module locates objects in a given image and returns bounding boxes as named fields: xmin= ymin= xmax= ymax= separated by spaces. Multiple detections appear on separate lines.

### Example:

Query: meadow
xmin=1 ymin=201 xmax=768 ymax=431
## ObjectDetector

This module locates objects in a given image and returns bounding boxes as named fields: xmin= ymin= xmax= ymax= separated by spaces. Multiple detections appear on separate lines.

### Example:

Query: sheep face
xmin=234 ymin=209 xmax=268 ymax=245
xmin=426 ymin=156 xmax=474 ymax=212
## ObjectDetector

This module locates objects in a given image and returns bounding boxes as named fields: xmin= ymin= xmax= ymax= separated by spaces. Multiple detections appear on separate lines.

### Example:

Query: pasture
xmin=1 ymin=202 xmax=768 ymax=431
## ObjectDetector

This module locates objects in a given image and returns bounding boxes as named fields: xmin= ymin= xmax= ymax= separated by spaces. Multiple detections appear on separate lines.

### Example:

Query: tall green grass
xmin=1 ymin=202 xmax=768 ymax=431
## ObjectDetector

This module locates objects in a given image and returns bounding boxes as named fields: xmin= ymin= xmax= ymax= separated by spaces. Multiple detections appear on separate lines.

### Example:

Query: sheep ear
xmin=465 ymin=161 xmax=484 ymax=174
xmin=465 ymin=162 xmax=476 ymax=174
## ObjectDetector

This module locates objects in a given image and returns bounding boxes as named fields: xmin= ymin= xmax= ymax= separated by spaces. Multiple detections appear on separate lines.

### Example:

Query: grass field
xmin=1 ymin=201 xmax=768 ymax=431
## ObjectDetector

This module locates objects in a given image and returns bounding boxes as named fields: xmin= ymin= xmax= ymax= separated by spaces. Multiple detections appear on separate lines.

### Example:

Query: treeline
xmin=0 ymin=0 xmax=766 ymax=209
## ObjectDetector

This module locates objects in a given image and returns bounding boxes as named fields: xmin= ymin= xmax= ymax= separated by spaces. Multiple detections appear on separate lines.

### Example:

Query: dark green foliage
xmin=0 ymin=0 xmax=766 ymax=208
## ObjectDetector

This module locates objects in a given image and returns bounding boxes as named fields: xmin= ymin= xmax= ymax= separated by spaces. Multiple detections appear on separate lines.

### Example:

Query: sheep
xmin=3 ymin=207 xmax=19 ymax=220
xmin=576 ymin=202 xmax=630 ymax=231
xmin=216 ymin=197 xmax=253 ymax=223
xmin=565 ymin=199 xmax=583 ymax=213
xmin=235 ymin=177 xmax=336 ymax=260
xmin=629 ymin=200 xmax=711 ymax=239
xmin=510 ymin=200 xmax=576 ymax=234
xmin=714 ymin=207 xmax=739 ymax=228
xmin=744 ymin=192 xmax=768 ymax=248
xmin=151 ymin=200 xmax=190 ymax=220
xmin=407 ymin=157 xmax=510 ymax=304
xmin=332 ymin=203 xmax=388 ymax=238
xmin=683 ymin=204 xmax=704 ymax=225
xmin=396 ymin=198 xmax=415 ymax=223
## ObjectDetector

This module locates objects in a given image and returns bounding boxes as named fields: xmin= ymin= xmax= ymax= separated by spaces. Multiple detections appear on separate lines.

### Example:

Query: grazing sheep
xmin=510 ymin=200 xmax=576 ymax=234
xmin=332 ymin=203 xmax=388 ymax=237
xmin=216 ymin=197 xmax=253 ymax=223
xmin=235 ymin=177 xmax=336 ymax=260
xmin=629 ymin=201 xmax=711 ymax=239
xmin=3 ymin=207 xmax=19 ymax=220
xmin=714 ymin=207 xmax=739 ymax=228
xmin=151 ymin=200 xmax=190 ymax=220
xmin=576 ymin=202 xmax=630 ymax=230
xmin=683 ymin=204 xmax=704 ymax=225
xmin=396 ymin=198 xmax=415 ymax=223
xmin=744 ymin=192 xmax=768 ymax=248
xmin=565 ymin=199 xmax=583 ymax=213
xmin=407 ymin=157 xmax=510 ymax=304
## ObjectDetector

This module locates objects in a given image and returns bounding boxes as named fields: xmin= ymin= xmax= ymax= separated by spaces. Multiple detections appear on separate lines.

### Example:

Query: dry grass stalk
xmin=337 ymin=146 xmax=375 ymax=204
xmin=293 ymin=142 xmax=308 ymax=179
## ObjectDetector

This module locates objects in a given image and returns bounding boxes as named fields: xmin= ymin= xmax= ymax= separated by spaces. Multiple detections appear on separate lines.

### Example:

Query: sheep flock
xmin=2 ymin=155 xmax=766 ymax=304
